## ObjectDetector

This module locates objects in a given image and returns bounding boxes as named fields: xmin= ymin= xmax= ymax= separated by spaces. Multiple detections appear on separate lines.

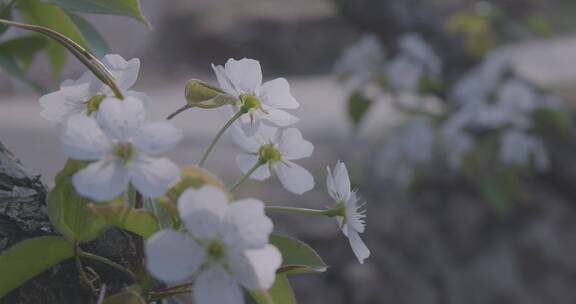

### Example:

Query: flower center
xmin=258 ymin=144 xmax=282 ymax=163
xmin=113 ymin=142 xmax=135 ymax=163
xmin=239 ymin=94 xmax=261 ymax=113
xmin=207 ymin=241 xmax=226 ymax=260
xmin=86 ymin=94 xmax=106 ymax=115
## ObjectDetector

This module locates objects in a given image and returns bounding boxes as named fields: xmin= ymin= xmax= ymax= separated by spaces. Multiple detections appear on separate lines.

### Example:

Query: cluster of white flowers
xmin=443 ymin=50 xmax=562 ymax=171
xmin=338 ymin=34 xmax=564 ymax=189
xmin=41 ymin=54 xmax=182 ymax=201
xmin=213 ymin=58 xmax=315 ymax=194
xmin=39 ymin=55 xmax=370 ymax=303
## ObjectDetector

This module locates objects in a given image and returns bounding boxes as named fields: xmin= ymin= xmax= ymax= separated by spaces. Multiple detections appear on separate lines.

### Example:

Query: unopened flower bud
xmin=166 ymin=165 xmax=231 ymax=202
xmin=185 ymin=79 xmax=238 ymax=109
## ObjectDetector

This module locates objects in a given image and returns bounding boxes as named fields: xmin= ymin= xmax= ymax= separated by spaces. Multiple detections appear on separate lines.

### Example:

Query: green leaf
xmin=347 ymin=91 xmax=371 ymax=128
xmin=143 ymin=197 xmax=177 ymax=229
xmin=0 ymin=35 xmax=47 ymax=69
xmin=47 ymin=0 xmax=150 ymax=26
xmin=103 ymin=290 xmax=146 ymax=304
xmin=67 ymin=12 xmax=110 ymax=58
xmin=270 ymin=234 xmax=327 ymax=274
xmin=0 ymin=1 xmax=12 ymax=35
xmin=17 ymin=0 xmax=89 ymax=78
xmin=0 ymin=236 xmax=74 ymax=298
xmin=249 ymin=274 xmax=297 ymax=304
xmin=480 ymin=168 xmax=521 ymax=215
xmin=47 ymin=160 xmax=112 ymax=242
xmin=533 ymin=108 xmax=573 ymax=138
xmin=0 ymin=48 xmax=46 ymax=93
xmin=89 ymin=205 xmax=159 ymax=239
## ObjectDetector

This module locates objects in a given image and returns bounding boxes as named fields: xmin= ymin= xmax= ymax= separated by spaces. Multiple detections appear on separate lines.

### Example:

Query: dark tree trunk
xmin=0 ymin=142 xmax=136 ymax=304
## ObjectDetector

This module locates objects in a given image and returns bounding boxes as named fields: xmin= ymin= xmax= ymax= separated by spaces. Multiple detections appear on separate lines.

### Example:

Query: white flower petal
xmin=129 ymin=156 xmax=180 ymax=198
xmin=40 ymin=91 xmax=84 ymax=123
xmin=230 ymin=245 xmax=282 ymax=290
xmin=72 ymin=159 xmax=128 ymax=201
xmin=223 ymin=198 xmax=273 ymax=250
xmin=274 ymin=161 xmax=314 ymax=194
xmin=101 ymin=54 xmax=140 ymax=91
xmin=231 ymin=124 xmax=263 ymax=153
xmin=60 ymin=73 xmax=95 ymax=100
xmin=133 ymin=121 xmax=182 ymax=155
xmin=193 ymin=264 xmax=244 ymax=304
xmin=259 ymin=78 xmax=299 ymax=109
xmin=212 ymin=64 xmax=238 ymax=96
xmin=346 ymin=228 xmax=370 ymax=264
xmin=333 ymin=161 xmax=351 ymax=201
xmin=326 ymin=167 xmax=337 ymax=202
xmin=125 ymin=91 xmax=152 ymax=109
xmin=224 ymin=58 xmax=262 ymax=94
xmin=60 ymin=115 xmax=111 ymax=160
xmin=97 ymin=96 xmax=146 ymax=140
xmin=277 ymin=128 xmax=313 ymax=160
xmin=236 ymin=154 xmax=270 ymax=181
xmin=261 ymin=109 xmax=299 ymax=127
xmin=346 ymin=192 xmax=365 ymax=233
xmin=177 ymin=185 xmax=229 ymax=240
xmin=236 ymin=116 xmax=262 ymax=137
xmin=145 ymin=229 xmax=204 ymax=283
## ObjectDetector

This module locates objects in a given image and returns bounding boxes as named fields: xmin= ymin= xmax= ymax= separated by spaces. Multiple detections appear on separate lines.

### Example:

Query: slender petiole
xmin=199 ymin=110 xmax=244 ymax=166
xmin=228 ymin=159 xmax=265 ymax=192
xmin=79 ymin=251 xmax=136 ymax=281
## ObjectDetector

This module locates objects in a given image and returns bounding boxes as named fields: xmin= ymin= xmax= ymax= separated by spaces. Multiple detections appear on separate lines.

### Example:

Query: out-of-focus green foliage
xmin=446 ymin=11 xmax=496 ymax=57
xmin=67 ymin=12 xmax=111 ymax=57
xmin=0 ymin=0 xmax=147 ymax=90
xmin=250 ymin=274 xmax=297 ymax=304
xmin=47 ymin=160 xmax=112 ymax=242
xmin=90 ymin=205 xmax=159 ymax=239
xmin=0 ymin=236 xmax=74 ymax=297
xmin=347 ymin=91 xmax=372 ymax=128
xmin=46 ymin=0 xmax=149 ymax=26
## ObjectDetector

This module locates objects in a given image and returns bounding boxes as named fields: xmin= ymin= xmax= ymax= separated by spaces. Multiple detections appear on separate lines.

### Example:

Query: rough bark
xmin=0 ymin=142 xmax=136 ymax=304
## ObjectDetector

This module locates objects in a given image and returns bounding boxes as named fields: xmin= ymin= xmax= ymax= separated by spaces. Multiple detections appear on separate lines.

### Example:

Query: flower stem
xmin=166 ymin=104 xmax=192 ymax=120
xmin=266 ymin=205 xmax=346 ymax=217
xmin=79 ymin=251 xmax=136 ymax=281
xmin=228 ymin=159 xmax=265 ymax=192
xmin=74 ymin=242 xmax=97 ymax=294
xmin=199 ymin=110 xmax=244 ymax=166
xmin=0 ymin=18 xmax=124 ymax=99
xmin=265 ymin=206 xmax=330 ymax=216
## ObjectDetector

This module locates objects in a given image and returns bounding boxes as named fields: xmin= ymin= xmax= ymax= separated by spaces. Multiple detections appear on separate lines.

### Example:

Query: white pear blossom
xmin=326 ymin=161 xmax=370 ymax=264
xmin=499 ymin=129 xmax=549 ymax=171
xmin=212 ymin=58 xmax=299 ymax=135
xmin=231 ymin=123 xmax=314 ymax=194
xmin=375 ymin=117 xmax=435 ymax=188
xmin=60 ymin=96 xmax=182 ymax=201
xmin=145 ymin=185 xmax=282 ymax=304
xmin=334 ymin=34 xmax=386 ymax=88
xmin=40 ymin=54 xmax=144 ymax=123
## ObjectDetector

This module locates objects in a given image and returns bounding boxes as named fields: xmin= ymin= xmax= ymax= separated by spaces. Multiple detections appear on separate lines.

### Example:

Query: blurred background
xmin=3 ymin=0 xmax=576 ymax=303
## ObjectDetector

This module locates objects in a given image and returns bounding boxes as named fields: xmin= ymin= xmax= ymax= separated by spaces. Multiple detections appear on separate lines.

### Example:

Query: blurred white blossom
xmin=60 ymin=97 xmax=182 ymax=201
xmin=334 ymin=34 xmax=386 ymax=88
xmin=375 ymin=117 xmax=435 ymax=188
xmin=40 ymin=54 xmax=144 ymax=123
xmin=499 ymin=129 xmax=549 ymax=171
xmin=146 ymin=185 xmax=282 ymax=304
xmin=327 ymin=161 xmax=370 ymax=264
